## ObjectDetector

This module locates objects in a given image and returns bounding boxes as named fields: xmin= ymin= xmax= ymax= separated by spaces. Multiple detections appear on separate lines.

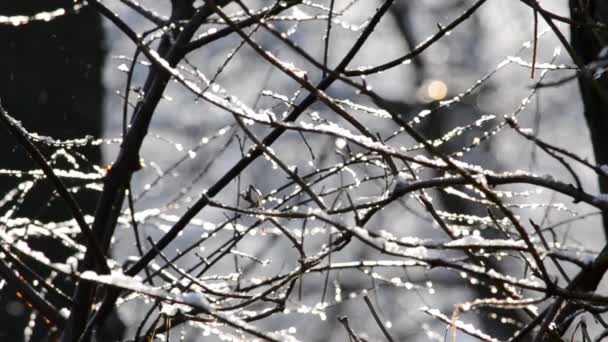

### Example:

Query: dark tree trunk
xmin=0 ymin=2 xmax=123 ymax=340
xmin=570 ymin=0 xmax=608 ymax=237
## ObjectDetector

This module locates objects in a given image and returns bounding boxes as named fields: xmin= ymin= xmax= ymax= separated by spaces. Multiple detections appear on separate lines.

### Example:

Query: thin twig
xmin=363 ymin=294 xmax=395 ymax=342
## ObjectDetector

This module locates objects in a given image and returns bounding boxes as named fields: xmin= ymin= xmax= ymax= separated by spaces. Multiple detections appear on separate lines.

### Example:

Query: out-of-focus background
xmin=98 ymin=1 xmax=601 ymax=341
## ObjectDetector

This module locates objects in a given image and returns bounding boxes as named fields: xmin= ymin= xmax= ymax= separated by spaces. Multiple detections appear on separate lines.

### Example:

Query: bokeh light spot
xmin=427 ymin=80 xmax=448 ymax=100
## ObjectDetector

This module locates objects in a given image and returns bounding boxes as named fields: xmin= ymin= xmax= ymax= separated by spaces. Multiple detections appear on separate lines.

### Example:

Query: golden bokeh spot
xmin=427 ymin=80 xmax=448 ymax=100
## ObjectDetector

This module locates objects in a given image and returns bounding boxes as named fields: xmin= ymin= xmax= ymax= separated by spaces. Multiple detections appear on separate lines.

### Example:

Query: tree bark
xmin=570 ymin=0 xmax=608 ymax=237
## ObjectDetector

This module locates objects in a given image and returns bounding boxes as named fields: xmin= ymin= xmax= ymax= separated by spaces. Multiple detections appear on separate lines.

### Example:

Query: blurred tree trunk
xmin=0 ymin=2 xmax=123 ymax=340
xmin=569 ymin=0 xmax=608 ymax=237
xmin=426 ymin=102 xmax=528 ymax=341
xmin=389 ymin=3 xmax=526 ymax=339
